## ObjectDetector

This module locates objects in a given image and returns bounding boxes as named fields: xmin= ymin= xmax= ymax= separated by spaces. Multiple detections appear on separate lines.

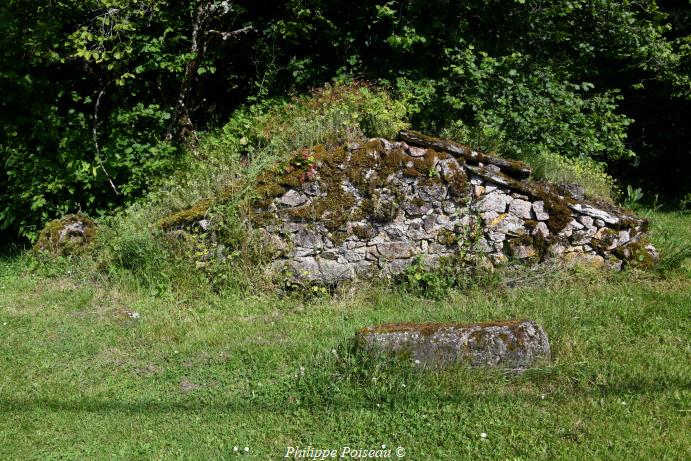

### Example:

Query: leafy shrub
xmin=523 ymin=149 xmax=617 ymax=201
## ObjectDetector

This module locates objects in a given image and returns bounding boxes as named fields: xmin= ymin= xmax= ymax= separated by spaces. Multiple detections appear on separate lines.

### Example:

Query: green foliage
xmin=679 ymin=193 xmax=691 ymax=213
xmin=623 ymin=185 xmax=645 ymax=210
xmin=398 ymin=257 xmax=457 ymax=301
xmin=521 ymin=149 xmax=616 ymax=201
xmin=434 ymin=48 xmax=633 ymax=162
xmin=2 ymin=0 xmax=690 ymax=245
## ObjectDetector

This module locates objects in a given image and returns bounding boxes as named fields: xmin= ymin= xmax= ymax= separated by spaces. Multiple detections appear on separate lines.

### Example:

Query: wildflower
xmin=480 ymin=433 xmax=487 ymax=439
xmin=244 ymin=447 xmax=249 ymax=452
xmin=233 ymin=446 xmax=238 ymax=452
xmin=414 ymin=359 xmax=420 ymax=365
xmin=540 ymin=394 xmax=546 ymax=399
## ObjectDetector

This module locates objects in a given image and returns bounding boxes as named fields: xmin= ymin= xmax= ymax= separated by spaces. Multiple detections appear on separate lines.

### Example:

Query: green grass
xmin=1 ymin=211 xmax=689 ymax=460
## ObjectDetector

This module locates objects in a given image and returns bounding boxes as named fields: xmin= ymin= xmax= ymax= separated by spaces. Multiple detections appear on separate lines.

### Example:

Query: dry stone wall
xmin=250 ymin=130 xmax=656 ymax=284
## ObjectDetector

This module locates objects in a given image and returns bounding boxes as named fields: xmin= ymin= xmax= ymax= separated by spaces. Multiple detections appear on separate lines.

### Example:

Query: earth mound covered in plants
xmin=158 ymin=131 xmax=657 ymax=285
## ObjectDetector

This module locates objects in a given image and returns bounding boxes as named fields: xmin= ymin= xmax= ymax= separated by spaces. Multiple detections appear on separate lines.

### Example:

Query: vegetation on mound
xmin=18 ymin=84 xmax=684 ymax=296
xmin=250 ymin=138 xmax=469 ymax=243
xmin=33 ymin=214 xmax=97 ymax=256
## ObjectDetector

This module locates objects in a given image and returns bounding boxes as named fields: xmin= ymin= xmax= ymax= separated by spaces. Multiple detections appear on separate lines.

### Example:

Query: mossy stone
xmin=33 ymin=214 xmax=97 ymax=255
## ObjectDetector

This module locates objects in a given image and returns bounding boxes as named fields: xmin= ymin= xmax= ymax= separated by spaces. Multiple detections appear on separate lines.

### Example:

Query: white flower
xmin=540 ymin=394 xmax=546 ymax=399
xmin=128 ymin=311 xmax=140 ymax=319
xmin=480 ymin=432 xmax=487 ymax=438
xmin=233 ymin=446 xmax=238 ymax=452
xmin=244 ymin=447 xmax=249 ymax=452
xmin=381 ymin=444 xmax=386 ymax=449
xmin=621 ymin=401 xmax=626 ymax=405
xmin=414 ymin=359 xmax=420 ymax=365
xmin=2 ymin=322 xmax=6 ymax=326
xmin=401 ymin=383 xmax=406 ymax=388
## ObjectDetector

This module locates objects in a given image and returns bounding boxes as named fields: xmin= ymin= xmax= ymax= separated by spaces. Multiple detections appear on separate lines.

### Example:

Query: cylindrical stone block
xmin=356 ymin=319 xmax=551 ymax=370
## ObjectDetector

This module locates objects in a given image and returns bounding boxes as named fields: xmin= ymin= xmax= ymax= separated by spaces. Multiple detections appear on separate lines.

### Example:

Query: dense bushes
xmin=1 ymin=0 xmax=689 ymax=243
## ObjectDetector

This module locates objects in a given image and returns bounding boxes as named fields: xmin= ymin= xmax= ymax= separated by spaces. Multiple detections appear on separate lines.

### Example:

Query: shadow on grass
xmin=1 ymin=375 xmax=687 ymax=415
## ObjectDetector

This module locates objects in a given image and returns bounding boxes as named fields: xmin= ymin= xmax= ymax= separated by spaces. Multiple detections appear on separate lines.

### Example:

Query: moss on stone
xmin=510 ymin=180 xmax=573 ymax=233
xmin=436 ymin=229 xmax=458 ymax=246
xmin=352 ymin=224 xmax=376 ymax=240
xmin=358 ymin=319 xmax=529 ymax=337
xmin=157 ymin=198 xmax=214 ymax=229
xmin=33 ymin=214 xmax=97 ymax=255
xmin=615 ymin=238 xmax=656 ymax=269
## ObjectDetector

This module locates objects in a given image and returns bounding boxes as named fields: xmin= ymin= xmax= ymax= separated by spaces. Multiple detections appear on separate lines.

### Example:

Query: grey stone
xmin=473 ymin=191 xmax=511 ymax=213
xmin=578 ymin=215 xmax=594 ymax=228
xmin=469 ymin=175 xmax=484 ymax=186
xmin=532 ymin=201 xmax=549 ymax=221
xmin=569 ymin=219 xmax=585 ymax=230
xmin=492 ymin=213 xmax=527 ymax=236
xmin=417 ymin=183 xmax=447 ymax=202
xmin=316 ymin=257 xmax=355 ymax=283
xmin=557 ymin=183 xmax=585 ymax=200
xmin=402 ymin=200 xmax=431 ymax=217
xmin=532 ymin=221 xmax=550 ymax=239
xmin=509 ymin=199 xmax=533 ymax=219
xmin=277 ymin=189 xmax=309 ymax=207
xmin=356 ymin=320 xmax=551 ymax=370
xmin=292 ymin=227 xmax=325 ymax=249
xmin=376 ymin=242 xmax=416 ymax=259
xmin=407 ymin=146 xmax=426 ymax=157
xmin=568 ymin=203 xmax=619 ymax=224
xmin=442 ymin=201 xmax=457 ymax=214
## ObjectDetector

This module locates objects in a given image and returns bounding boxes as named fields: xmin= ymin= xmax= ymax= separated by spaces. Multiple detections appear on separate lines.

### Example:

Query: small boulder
xmin=33 ymin=214 xmax=97 ymax=255
xmin=356 ymin=320 xmax=550 ymax=370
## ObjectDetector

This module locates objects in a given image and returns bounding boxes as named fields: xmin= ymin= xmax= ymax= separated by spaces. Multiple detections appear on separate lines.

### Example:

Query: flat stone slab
xmin=356 ymin=320 xmax=550 ymax=370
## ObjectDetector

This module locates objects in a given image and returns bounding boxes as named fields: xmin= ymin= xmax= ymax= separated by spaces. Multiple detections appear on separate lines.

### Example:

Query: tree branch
xmin=93 ymin=82 xmax=120 ymax=196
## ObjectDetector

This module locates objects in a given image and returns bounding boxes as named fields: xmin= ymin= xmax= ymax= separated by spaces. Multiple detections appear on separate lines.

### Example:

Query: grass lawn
xmin=1 ymin=211 xmax=689 ymax=460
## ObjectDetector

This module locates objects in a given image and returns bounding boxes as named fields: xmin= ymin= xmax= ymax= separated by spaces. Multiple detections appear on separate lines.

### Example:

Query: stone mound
xmin=33 ymin=214 xmax=97 ymax=256
xmin=248 ymin=130 xmax=656 ymax=283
